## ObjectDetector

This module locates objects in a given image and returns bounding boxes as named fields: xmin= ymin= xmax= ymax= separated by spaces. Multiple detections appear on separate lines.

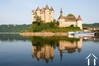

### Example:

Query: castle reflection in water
xmin=0 ymin=34 xmax=98 ymax=63
xmin=32 ymin=44 xmax=54 ymax=63
xmin=30 ymin=37 xmax=82 ymax=63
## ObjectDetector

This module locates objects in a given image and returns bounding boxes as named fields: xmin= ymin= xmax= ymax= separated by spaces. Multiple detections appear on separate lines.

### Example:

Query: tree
xmin=70 ymin=25 xmax=74 ymax=27
xmin=34 ymin=15 xmax=41 ymax=25
xmin=53 ymin=19 xmax=57 ymax=23
xmin=67 ymin=14 xmax=75 ymax=17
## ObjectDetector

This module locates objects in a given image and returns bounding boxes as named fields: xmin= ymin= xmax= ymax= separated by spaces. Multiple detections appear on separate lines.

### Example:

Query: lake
xmin=0 ymin=34 xmax=99 ymax=66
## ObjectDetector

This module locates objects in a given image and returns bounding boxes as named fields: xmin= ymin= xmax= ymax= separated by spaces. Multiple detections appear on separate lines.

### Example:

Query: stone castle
xmin=58 ymin=8 xmax=82 ymax=29
xmin=32 ymin=5 xmax=54 ymax=23
xmin=32 ymin=5 xmax=82 ymax=29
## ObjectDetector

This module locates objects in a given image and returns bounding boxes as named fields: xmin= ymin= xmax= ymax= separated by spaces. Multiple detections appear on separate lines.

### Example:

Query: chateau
xmin=32 ymin=5 xmax=82 ymax=29
xmin=32 ymin=5 xmax=54 ymax=23
xmin=58 ymin=8 xmax=82 ymax=29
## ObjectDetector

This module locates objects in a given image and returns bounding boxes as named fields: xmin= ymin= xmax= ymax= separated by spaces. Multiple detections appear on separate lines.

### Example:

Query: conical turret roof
xmin=40 ymin=7 xmax=44 ymax=14
xmin=77 ymin=15 xmax=82 ymax=21
xmin=45 ymin=4 xmax=49 ymax=10
xmin=36 ymin=6 xmax=40 ymax=11
xmin=32 ymin=10 xmax=36 ymax=15
xmin=32 ymin=10 xmax=35 ymax=12
xmin=50 ymin=7 xmax=54 ymax=11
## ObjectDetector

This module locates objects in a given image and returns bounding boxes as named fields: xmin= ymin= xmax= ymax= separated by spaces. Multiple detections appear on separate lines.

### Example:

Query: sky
xmin=0 ymin=0 xmax=99 ymax=24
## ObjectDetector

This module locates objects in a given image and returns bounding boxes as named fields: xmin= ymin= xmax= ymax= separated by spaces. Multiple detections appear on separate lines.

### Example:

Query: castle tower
xmin=36 ymin=6 xmax=40 ymax=16
xmin=58 ymin=8 xmax=65 ymax=27
xmin=49 ymin=7 xmax=54 ymax=22
xmin=45 ymin=5 xmax=50 ymax=22
xmin=32 ymin=10 xmax=36 ymax=22
xmin=77 ymin=15 xmax=82 ymax=29
xmin=32 ymin=5 xmax=54 ymax=23
xmin=40 ymin=7 xmax=45 ymax=21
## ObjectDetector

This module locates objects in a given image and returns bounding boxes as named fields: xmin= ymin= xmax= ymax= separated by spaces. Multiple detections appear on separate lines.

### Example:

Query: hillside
xmin=83 ymin=23 xmax=99 ymax=28
xmin=0 ymin=24 xmax=30 ymax=32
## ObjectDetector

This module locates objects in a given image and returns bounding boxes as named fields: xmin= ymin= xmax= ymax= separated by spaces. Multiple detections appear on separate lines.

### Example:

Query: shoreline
xmin=20 ymin=32 xmax=68 ymax=36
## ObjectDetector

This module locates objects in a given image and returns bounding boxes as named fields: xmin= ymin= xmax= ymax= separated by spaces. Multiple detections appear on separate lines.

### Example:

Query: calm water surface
xmin=0 ymin=34 xmax=99 ymax=66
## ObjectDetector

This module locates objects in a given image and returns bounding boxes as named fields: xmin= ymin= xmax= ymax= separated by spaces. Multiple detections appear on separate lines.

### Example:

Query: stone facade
xmin=58 ymin=8 xmax=82 ymax=29
xmin=32 ymin=5 xmax=54 ymax=23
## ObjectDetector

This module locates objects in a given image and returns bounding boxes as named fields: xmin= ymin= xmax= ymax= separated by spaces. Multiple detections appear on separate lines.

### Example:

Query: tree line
xmin=0 ymin=24 xmax=30 ymax=32
xmin=83 ymin=23 xmax=99 ymax=28
xmin=0 ymin=23 xmax=99 ymax=32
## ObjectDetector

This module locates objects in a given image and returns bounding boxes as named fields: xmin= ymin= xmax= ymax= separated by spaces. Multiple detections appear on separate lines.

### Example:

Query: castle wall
xmin=41 ymin=13 xmax=45 ymax=21
xmin=36 ymin=11 xmax=40 ymax=16
xmin=77 ymin=20 xmax=82 ymax=29
xmin=49 ymin=11 xmax=54 ymax=22
xmin=45 ymin=9 xmax=50 ymax=22
xmin=58 ymin=19 xmax=65 ymax=27
xmin=32 ymin=15 xmax=36 ymax=22
xmin=49 ymin=12 xmax=52 ymax=22
xmin=59 ymin=21 xmax=77 ymax=27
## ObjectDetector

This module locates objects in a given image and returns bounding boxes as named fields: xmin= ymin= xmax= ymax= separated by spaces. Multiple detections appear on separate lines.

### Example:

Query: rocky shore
xmin=20 ymin=32 xmax=67 ymax=36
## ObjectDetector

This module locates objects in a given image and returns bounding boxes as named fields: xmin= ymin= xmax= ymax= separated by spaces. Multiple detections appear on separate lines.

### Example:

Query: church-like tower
xmin=32 ymin=5 xmax=54 ymax=23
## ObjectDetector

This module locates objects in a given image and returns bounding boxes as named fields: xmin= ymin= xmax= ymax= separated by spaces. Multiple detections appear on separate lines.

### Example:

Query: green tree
xmin=34 ymin=15 xmax=41 ymax=25
xmin=53 ymin=19 xmax=57 ymax=23
xmin=67 ymin=14 xmax=75 ymax=17
xmin=70 ymin=25 xmax=74 ymax=27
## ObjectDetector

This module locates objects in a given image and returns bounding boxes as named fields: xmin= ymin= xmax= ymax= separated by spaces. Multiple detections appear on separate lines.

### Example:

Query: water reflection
xmin=32 ymin=44 xmax=54 ymax=63
xmin=0 ymin=34 xmax=99 ymax=42
xmin=82 ymin=36 xmax=99 ymax=42
xmin=29 ymin=36 xmax=82 ymax=63
xmin=58 ymin=39 xmax=82 ymax=61
xmin=0 ymin=34 xmax=28 ymax=41
xmin=0 ymin=34 xmax=99 ymax=66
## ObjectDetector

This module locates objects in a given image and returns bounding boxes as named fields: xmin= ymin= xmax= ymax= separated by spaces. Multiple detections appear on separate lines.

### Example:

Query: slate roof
xmin=50 ymin=7 xmax=54 ymax=11
xmin=36 ymin=6 xmax=40 ymax=11
xmin=32 ymin=5 xmax=54 ymax=15
xmin=45 ymin=4 xmax=49 ymax=10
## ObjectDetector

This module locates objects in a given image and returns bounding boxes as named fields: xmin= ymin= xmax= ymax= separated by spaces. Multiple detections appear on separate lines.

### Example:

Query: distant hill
xmin=0 ymin=24 xmax=30 ymax=32
xmin=83 ymin=23 xmax=99 ymax=28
